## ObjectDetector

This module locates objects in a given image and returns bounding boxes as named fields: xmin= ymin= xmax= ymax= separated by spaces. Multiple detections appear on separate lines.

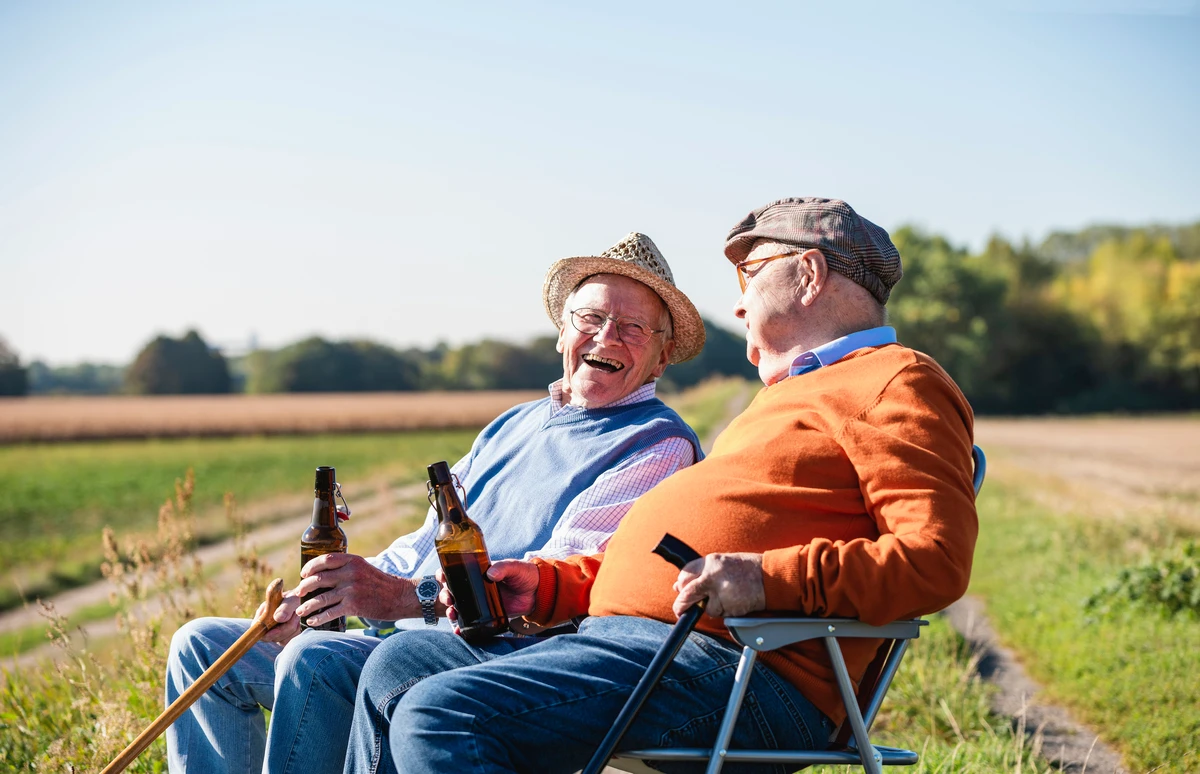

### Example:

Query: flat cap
xmin=724 ymin=197 xmax=903 ymax=304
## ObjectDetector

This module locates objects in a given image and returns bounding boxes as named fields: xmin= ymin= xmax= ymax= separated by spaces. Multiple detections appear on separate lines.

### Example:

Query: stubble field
xmin=0 ymin=390 xmax=545 ymax=442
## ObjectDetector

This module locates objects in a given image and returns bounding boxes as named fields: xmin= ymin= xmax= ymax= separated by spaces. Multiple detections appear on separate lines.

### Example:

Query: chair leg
xmin=823 ymin=637 xmax=883 ymax=774
xmin=703 ymin=646 xmax=758 ymax=774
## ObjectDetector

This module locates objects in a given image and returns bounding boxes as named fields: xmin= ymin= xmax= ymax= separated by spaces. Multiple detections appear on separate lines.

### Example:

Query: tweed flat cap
xmin=724 ymin=197 xmax=903 ymax=304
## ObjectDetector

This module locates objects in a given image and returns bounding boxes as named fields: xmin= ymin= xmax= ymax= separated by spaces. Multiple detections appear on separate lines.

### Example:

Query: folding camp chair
xmin=605 ymin=444 xmax=987 ymax=774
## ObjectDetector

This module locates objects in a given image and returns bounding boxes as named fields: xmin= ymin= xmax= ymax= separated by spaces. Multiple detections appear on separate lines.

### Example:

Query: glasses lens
xmin=572 ymin=310 xmax=604 ymax=334
xmin=617 ymin=321 xmax=651 ymax=346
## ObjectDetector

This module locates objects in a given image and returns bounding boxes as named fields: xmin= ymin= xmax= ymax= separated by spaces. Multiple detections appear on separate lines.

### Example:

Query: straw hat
xmin=542 ymin=232 xmax=705 ymax=363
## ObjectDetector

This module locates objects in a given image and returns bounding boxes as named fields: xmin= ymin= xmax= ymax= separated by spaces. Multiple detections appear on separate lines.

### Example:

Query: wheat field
xmin=0 ymin=391 xmax=546 ymax=443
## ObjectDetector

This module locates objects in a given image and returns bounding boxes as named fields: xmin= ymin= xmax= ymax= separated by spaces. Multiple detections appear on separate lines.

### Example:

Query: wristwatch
xmin=415 ymin=575 xmax=440 ymax=626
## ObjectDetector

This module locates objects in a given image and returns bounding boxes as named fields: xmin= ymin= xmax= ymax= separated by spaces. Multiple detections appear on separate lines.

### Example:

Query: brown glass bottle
xmin=300 ymin=466 xmax=348 ymax=632
xmin=427 ymin=461 xmax=508 ymax=642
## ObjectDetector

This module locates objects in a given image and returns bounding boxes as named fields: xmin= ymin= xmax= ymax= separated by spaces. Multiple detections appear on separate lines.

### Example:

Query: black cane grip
xmin=653 ymin=533 xmax=702 ymax=570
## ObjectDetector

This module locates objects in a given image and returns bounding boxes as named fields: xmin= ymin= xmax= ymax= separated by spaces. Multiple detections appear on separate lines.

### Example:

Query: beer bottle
xmin=427 ymin=461 xmax=508 ymax=642
xmin=300 ymin=465 xmax=348 ymax=632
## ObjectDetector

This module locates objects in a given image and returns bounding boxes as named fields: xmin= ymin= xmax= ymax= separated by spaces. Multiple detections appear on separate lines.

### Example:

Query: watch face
xmin=417 ymin=579 xmax=439 ymax=599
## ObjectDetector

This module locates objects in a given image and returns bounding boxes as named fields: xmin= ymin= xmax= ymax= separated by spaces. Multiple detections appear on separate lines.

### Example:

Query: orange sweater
xmin=530 ymin=343 xmax=978 ymax=723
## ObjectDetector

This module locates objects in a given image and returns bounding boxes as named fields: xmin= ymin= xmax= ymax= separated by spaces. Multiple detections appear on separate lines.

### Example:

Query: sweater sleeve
xmin=760 ymin=363 xmax=978 ymax=624
xmin=529 ymin=553 xmax=605 ymax=625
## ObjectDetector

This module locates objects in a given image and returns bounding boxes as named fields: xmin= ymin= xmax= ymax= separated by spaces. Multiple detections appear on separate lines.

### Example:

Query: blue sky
xmin=2 ymin=1 xmax=1197 ymax=365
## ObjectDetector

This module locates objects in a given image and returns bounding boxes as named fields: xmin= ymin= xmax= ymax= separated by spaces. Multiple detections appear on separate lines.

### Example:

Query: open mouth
xmin=582 ymin=354 xmax=624 ymax=373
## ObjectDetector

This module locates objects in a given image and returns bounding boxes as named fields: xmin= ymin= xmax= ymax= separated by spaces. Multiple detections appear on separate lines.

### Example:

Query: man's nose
xmin=594 ymin=318 xmax=623 ymax=344
xmin=733 ymin=296 xmax=747 ymax=320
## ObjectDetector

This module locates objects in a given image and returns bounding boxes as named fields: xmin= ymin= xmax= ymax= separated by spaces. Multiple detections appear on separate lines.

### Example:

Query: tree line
xmin=3 ymin=219 xmax=1197 ymax=412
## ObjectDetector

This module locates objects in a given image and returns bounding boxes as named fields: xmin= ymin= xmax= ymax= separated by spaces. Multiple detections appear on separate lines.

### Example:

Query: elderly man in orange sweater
xmin=342 ymin=198 xmax=978 ymax=774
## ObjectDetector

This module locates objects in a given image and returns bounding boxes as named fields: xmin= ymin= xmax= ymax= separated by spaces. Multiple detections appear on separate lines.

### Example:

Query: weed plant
xmin=1085 ymin=539 xmax=1200 ymax=619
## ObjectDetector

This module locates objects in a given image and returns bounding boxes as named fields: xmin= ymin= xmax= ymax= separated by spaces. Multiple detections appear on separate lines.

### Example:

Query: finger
xmin=303 ymin=600 xmax=348 ymax=629
xmin=487 ymin=559 xmax=527 ymax=584
xmin=439 ymin=586 xmax=455 ymax=608
xmin=274 ymin=596 xmax=300 ymax=623
xmin=301 ymin=552 xmax=355 ymax=578
xmin=672 ymin=580 xmax=708 ymax=617
xmin=446 ymin=605 xmax=458 ymax=624
xmin=263 ymin=621 xmax=299 ymax=645
xmin=434 ymin=568 xmax=447 ymax=585
xmin=297 ymin=590 xmax=341 ymax=619
xmin=293 ymin=575 xmax=325 ymax=598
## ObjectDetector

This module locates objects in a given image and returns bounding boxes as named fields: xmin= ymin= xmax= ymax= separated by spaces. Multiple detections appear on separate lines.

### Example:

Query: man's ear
xmin=797 ymin=249 xmax=828 ymax=307
xmin=556 ymin=324 xmax=566 ymax=354
xmin=649 ymin=338 xmax=675 ymax=381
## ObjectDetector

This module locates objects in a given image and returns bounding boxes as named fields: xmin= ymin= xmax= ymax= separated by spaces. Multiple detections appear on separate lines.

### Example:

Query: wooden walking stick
xmin=100 ymin=578 xmax=285 ymax=774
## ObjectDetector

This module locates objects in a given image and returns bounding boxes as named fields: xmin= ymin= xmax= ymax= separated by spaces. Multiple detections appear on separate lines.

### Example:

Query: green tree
xmin=0 ymin=337 xmax=28 ymax=396
xmin=247 ymin=338 xmax=423 ymax=393
xmin=125 ymin=330 xmax=231 ymax=394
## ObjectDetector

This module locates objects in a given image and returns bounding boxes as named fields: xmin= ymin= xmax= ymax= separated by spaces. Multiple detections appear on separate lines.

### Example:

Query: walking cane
xmin=582 ymin=534 xmax=707 ymax=774
xmin=100 ymin=578 xmax=285 ymax=774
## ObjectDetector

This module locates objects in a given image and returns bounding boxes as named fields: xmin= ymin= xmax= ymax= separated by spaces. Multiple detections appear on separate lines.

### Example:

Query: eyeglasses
xmin=569 ymin=308 xmax=665 ymax=347
xmin=736 ymin=253 xmax=794 ymax=293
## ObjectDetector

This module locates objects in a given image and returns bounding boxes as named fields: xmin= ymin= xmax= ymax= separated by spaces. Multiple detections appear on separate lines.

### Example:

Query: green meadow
xmin=1 ymin=384 xmax=1197 ymax=772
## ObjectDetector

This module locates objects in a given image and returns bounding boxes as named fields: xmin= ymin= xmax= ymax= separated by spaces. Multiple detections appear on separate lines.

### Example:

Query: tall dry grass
xmin=0 ymin=470 xmax=274 ymax=771
xmin=0 ymin=390 xmax=544 ymax=443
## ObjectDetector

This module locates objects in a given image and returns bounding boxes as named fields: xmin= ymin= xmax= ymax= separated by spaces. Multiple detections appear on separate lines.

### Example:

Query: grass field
xmin=968 ymin=417 xmax=1200 ymax=773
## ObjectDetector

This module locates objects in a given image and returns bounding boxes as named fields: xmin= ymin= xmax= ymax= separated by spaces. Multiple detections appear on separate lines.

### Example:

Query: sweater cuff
xmin=529 ymin=559 xmax=559 ymax=624
xmin=761 ymin=547 xmax=805 ymax=612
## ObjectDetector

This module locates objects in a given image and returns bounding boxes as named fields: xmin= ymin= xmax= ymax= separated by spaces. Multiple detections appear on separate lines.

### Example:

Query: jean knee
xmin=169 ymin=617 xmax=224 ymax=674
xmin=358 ymin=629 xmax=461 ymax=709
xmin=392 ymin=670 xmax=472 ymax=731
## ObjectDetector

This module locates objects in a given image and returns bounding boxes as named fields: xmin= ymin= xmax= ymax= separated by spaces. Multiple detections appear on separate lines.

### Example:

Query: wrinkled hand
xmin=438 ymin=559 xmax=539 ymax=635
xmin=293 ymin=553 xmax=415 ymax=628
xmin=672 ymin=552 xmax=766 ymax=619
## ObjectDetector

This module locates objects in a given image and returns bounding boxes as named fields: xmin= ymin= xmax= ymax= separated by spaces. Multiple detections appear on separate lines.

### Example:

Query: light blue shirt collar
xmin=788 ymin=326 xmax=897 ymax=377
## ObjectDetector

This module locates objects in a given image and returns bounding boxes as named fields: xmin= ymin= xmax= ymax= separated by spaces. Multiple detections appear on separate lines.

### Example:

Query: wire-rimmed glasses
xmin=569 ymin=308 xmax=665 ymax=347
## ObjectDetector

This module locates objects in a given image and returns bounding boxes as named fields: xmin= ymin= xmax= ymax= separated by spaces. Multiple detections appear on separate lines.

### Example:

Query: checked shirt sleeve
xmin=524 ymin=435 xmax=696 ymax=561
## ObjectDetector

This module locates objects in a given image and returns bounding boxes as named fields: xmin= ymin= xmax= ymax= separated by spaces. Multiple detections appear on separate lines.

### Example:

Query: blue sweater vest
xmin=440 ymin=395 xmax=701 ymax=567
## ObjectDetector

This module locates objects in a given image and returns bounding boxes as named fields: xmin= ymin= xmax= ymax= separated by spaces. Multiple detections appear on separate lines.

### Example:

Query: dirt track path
xmin=1 ymin=480 xmax=426 ymax=674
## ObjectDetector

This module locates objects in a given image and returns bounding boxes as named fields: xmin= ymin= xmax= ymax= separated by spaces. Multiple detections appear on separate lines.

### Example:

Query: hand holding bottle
xmin=437 ymin=558 xmax=539 ymax=633
xmin=294 ymin=552 xmax=425 ymax=625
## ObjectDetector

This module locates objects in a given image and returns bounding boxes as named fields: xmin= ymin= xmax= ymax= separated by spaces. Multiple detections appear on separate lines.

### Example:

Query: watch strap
xmin=419 ymin=575 xmax=438 ymax=626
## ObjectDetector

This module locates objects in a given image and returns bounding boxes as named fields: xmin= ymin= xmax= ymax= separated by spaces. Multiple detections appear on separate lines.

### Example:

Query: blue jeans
xmin=344 ymin=615 xmax=831 ymax=774
xmin=165 ymin=617 xmax=382 ymax=774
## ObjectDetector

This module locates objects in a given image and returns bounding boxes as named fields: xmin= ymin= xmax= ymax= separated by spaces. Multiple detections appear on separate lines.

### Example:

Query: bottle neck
xmin=434 ymin=483 xmax=468 ymax=525
xmin=311 ymin=488 xmax=338 ymax=528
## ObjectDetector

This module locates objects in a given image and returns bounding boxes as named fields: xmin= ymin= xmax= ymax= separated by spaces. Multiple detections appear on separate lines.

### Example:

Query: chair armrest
xmin=723 ymin=617 xmax=926 ymax=651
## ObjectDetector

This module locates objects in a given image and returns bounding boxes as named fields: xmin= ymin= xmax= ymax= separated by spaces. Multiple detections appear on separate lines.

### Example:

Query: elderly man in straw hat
xmin=164 ymin=233 xmax=706 ymax=774
xmin=341 ymin=197 xmax=978 ymax=774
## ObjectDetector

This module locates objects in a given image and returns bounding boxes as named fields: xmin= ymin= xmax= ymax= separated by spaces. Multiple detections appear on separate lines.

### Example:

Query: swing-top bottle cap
xmin=314 ymin=466 xmax=337 ymax=492
xmin=427 ymin=461 xmax=452 ymax=486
